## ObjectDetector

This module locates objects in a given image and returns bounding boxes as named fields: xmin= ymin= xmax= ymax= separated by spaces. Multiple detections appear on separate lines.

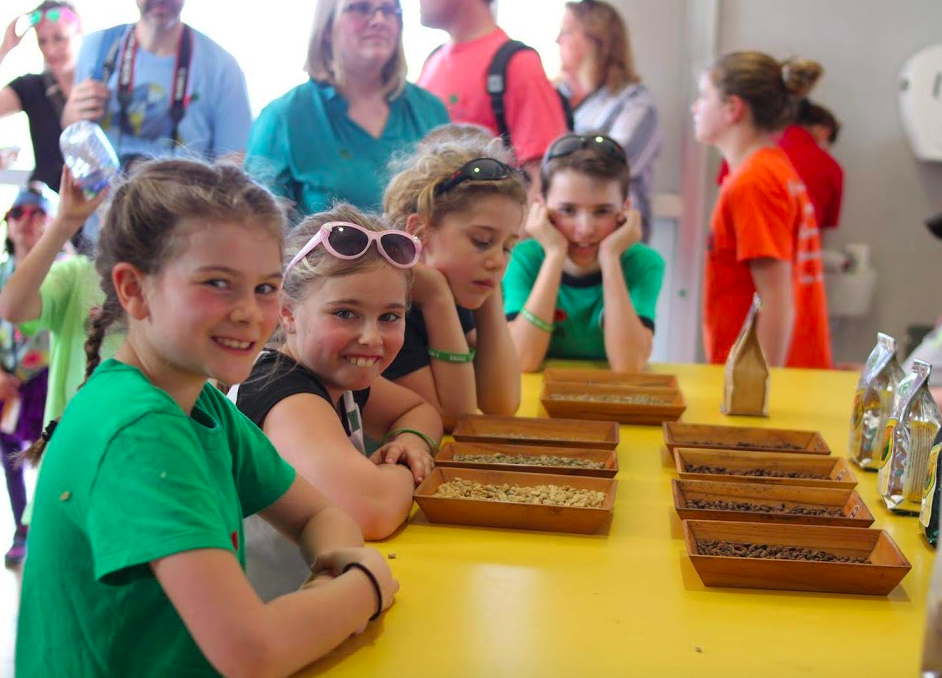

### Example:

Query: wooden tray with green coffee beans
xmin=436 ymin=441 xmax=618 ymax=478
xmin=539 ymin=381 xmax=686 ymax=426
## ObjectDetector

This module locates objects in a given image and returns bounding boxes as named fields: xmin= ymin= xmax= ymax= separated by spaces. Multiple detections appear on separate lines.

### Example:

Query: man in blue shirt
xmin=62 ymin=0 xmax=251 ymax=171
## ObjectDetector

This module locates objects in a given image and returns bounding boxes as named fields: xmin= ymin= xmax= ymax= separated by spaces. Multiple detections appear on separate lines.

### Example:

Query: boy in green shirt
xmin=503 ymin=133 xmax=664 ymax=371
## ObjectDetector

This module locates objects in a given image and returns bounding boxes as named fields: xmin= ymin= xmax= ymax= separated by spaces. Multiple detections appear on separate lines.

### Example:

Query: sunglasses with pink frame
xmin=285 ymin=221 xmax=422 ymax=274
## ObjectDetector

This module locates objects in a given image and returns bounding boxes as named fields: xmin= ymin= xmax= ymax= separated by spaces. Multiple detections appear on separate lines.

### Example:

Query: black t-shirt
xmin=7 ymin=73 xmax=65 ymax=190
xmin=382 ymin=305 xmax=476 ymax=380
xmin=236 ymin=350 xmax=370 ymax=436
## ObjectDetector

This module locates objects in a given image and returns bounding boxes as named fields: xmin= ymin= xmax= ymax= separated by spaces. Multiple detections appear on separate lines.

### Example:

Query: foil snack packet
xmin=848 ymin=333 xmax=906 ymax=470
xmin=878 ymin=360 xmax=942 ymax=514
xmin=722 ymin=294 xmax=769 ymax=417
xmin=921 ymin=428 xmax=942 ymax=547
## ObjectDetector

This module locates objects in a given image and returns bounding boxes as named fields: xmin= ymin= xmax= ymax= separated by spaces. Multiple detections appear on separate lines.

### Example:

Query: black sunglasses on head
xmin=434 ymin=158 xmax=516 ymax=196
xmin=544 ymin=133 xmax=627 ymax=165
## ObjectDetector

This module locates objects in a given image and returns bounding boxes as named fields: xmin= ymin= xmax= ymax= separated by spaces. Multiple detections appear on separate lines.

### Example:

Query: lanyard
xmin=116 ymin=24 xmax=194 ymax=145
xmin=342 ymin=391 xmax=366 ymax=455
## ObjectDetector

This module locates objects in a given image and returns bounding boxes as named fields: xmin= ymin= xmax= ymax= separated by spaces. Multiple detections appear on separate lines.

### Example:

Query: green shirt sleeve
xmin=87 ymin=413 xmax=237 ymax=585
xmin=622 ymin=243 xmax=665 ymax=323
xmin=200 ymin=384 xmax=296 ymax=519
xmin=502 ymin=240 xmax=545 ymax=317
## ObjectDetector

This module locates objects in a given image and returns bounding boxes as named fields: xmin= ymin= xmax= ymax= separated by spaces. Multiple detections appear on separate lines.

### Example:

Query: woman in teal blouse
xmin=245 ymin=0 xmax=449 ymax=220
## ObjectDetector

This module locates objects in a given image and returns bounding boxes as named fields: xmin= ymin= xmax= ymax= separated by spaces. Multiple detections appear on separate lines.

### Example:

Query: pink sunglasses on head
xmin=285 ymin=221 xmax=422 ymax=274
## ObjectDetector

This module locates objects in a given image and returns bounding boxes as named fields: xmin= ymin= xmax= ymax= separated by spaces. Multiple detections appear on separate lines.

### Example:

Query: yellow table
xmin=299 ymin=363 xmax=932 ymax=677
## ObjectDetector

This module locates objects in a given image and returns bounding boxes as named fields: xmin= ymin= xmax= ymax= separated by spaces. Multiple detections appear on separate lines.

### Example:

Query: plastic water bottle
xmin=59 ymin=121 xmax=120 ymax=199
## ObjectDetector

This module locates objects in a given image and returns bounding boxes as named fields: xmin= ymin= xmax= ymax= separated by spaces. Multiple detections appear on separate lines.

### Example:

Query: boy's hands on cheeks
xmin=52 ymin=167 xmax=108 ymax=239
xmin=525 ymin=200 xmax=567 ymax=260
xmin=371 ymin=436 xmax=435 ymax=484
xmin=598 ymin=209 xmax=642 ymax=264
xmin=410 ymin=262 xmax=453 ymax=309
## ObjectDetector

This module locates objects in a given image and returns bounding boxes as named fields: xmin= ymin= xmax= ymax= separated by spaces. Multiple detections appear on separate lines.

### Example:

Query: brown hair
xmin=22 ymin=159 xmax=285 ymax=464
xmin=384 ymin=124 xmax=528 ymax=242
xmin=304 ymin=0 xmax=407 ymax=99
xmin=710 ymin=51 xmax=823 ymax=132
xmin=539 ymin=134 xmax=631 ymax=200
xmin=797 ymin=99 xmax=841 ymax=144
xmin=565 ymin=0 xmax=640 ymax=91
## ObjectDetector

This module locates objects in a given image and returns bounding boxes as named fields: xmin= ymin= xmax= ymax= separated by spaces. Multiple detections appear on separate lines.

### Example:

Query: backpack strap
xmin=486 ymin=40 xmax=532 ymax=148
xmin=93 ymin=24 xmax=133 ymax=83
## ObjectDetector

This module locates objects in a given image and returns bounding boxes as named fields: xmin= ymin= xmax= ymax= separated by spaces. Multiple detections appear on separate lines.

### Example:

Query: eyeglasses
xmin=434 ymin=158 xmax=516 ymax=196
xmin=285 ymin=222 xmax=421 ymax=274
xmin=6 ymin=206 xmax=45 ymax=221
xmin=341 ymin=2 xmax=403 ymax=22
xmin=544 ymin=134 xmax=627 ymax=165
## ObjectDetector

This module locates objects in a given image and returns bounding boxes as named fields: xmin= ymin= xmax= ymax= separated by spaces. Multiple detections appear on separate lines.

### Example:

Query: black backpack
xmin=430 ymin=40 xmax=574 ymax=150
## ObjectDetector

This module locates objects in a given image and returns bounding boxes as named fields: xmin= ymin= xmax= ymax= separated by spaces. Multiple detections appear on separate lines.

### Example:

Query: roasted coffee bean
xmin=684 ymin=464 xmax=826 ymax=480
xmin=696 ymin=539 xmax=868 ymax=563
xmin=687 ymin=498 xmax=841 ymax=516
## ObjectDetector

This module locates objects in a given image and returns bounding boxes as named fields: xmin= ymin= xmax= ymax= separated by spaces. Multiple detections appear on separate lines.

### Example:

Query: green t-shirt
xmin=17 ymin=360 xmax=296 ymax=678
xmin=35 ymin=255 xmax=121 ymax=424
xmin=502 ymin=239 xmax=665 ymax=361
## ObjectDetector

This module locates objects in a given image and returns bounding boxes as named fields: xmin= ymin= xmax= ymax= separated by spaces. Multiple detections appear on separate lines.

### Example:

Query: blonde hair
xmin=710 ymin=51 xmax=823 ymax=132
xmin=304 ymin=0 xmax=407 ymax=99
xmin=23 ymin=159 xmax=285 ymax=464
xmin=384 ymin=124 xmax=528 ymax=241
xmin=281 ymin=203 xmax=413 ymax=317
xmin=565 ymin=0 xmax=640 ymax=91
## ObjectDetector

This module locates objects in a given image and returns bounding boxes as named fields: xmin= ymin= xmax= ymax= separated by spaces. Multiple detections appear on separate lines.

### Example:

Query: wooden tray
xmin=674 ymin=449 xmax=857 ymax=489
xmin=543 ymin=367 xmax=679 ymax=389
xmin=436 ymin=441 xmax=618 ymax=478
xmin=540 ymin=382 xmax=686 ymax=426
xmin=663 ymin=422 xmax=830 ymax=455
xmin=452 ymin=415 xmax=619 ymax=450
xmin=672 ymin=479 xmax=873 ymax=527
xmin=683 ymin=520 xmax=911 ymax=595
xmin=413 ymin=467 xmax=617 ymax=534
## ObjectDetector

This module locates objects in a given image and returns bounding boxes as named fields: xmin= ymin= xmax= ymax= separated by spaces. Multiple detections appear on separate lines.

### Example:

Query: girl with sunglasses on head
xmin=16 ymin=159 xmax=398 ymax=677
xmin=232 ymin=204 xmax=440 ymax=599
xmin=692 ymin=52 xmax=831 ymax=368
xmin=0 ymin=2 xmax=82 ymax=190
xmin=503 ymin=132 xmax=664 ymax=373
xmin=384 ymin=124 xmax=525 ymax=426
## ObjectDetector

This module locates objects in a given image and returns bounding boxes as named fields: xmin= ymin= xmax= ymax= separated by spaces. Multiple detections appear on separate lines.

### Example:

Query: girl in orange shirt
xmin=692 ymin=51 xmax=831 ymax=369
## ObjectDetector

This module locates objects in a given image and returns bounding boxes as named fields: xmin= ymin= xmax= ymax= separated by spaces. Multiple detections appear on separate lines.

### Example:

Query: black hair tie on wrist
xmin=343 ymin=562 xmax=383 ymax=621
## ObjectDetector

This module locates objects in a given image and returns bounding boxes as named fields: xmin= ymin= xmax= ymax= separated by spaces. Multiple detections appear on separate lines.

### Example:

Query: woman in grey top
xmin=557 ymin=0 xmax=662 ymax=241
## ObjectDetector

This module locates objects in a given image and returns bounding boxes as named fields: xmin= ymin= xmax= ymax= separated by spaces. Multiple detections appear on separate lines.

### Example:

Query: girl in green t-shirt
xmin=17 ymin=160 xmax=398 ymax=677
xmin=503 ymin=132 xmax=665 ymax=371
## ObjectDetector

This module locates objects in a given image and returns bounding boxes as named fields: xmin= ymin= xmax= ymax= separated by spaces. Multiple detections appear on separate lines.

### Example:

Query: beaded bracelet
xmin=343 ymin=562 xmax=383 ymax=621
xmin=427 ymin=347 xmax=476 ymax=363
xmin=382 ymin=427 xmax=440 ymax=456
xmin=521 ymin=308 xmax=554 ymax=333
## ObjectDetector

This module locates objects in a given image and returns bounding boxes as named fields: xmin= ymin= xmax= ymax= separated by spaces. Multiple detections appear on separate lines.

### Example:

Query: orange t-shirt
xmin=703 ymin=147 xmax=832 ymax=368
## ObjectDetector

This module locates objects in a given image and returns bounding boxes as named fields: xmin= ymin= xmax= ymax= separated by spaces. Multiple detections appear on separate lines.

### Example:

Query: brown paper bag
xmin=722 ymin=294 xmax=769 ymax=417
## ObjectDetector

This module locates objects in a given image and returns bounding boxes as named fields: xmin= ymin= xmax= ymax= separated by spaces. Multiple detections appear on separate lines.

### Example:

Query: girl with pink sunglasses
xmin=232 ymin=203 xmax=442 ymax=600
